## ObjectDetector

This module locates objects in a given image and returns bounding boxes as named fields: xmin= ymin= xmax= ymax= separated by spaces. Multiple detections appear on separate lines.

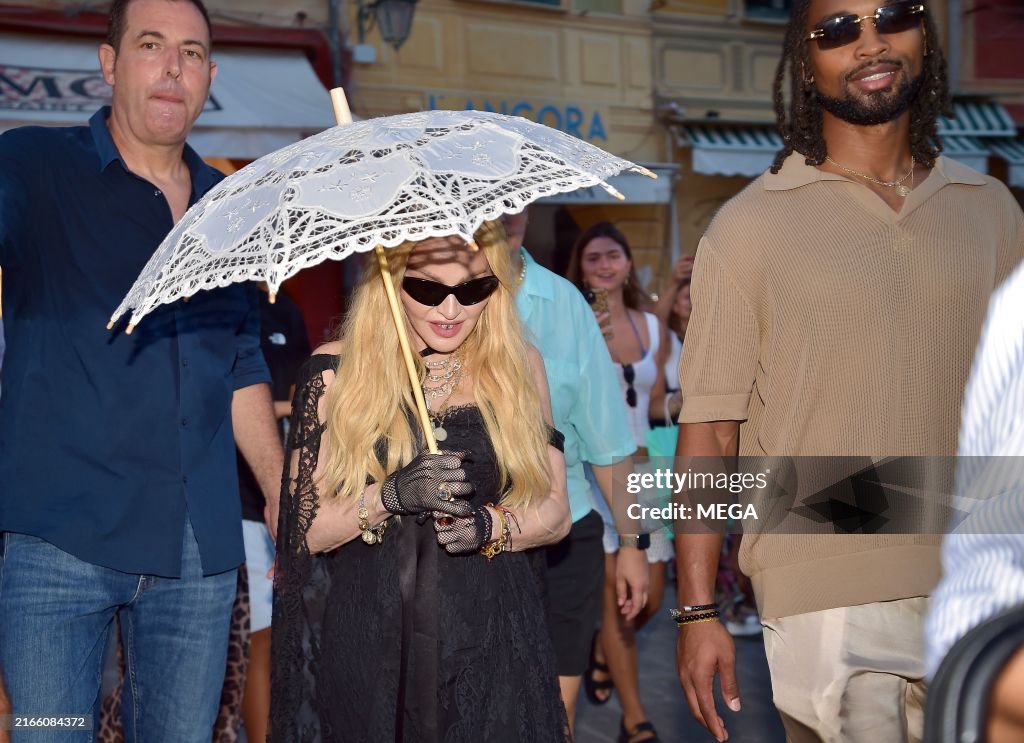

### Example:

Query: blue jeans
xmin=0 ymin=521 xmax=237 ymax=742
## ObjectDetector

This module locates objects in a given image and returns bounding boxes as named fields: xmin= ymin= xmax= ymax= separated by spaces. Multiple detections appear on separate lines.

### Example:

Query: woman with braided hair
xmin=269 ymin=221 xmax=572 ymax=742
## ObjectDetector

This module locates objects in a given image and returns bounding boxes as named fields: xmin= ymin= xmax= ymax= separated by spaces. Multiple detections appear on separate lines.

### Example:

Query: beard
xmin=816 ymin=66 xmax=925 ymax=126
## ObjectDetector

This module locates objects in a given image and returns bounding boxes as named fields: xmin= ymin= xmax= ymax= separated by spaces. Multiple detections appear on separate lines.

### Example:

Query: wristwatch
xmin=618 ymin=533 xmax=650 ymax=550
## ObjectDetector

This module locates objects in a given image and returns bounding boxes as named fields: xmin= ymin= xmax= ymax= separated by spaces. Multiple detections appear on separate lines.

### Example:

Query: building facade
xmin=348 ymin=0 xmax=671 ymax=287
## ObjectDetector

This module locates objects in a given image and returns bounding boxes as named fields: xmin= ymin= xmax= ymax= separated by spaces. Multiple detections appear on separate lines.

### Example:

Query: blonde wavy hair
xmin=321 ymin=221 xmax=552 ymax=510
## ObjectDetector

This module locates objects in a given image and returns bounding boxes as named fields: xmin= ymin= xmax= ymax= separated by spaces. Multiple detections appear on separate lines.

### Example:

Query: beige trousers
xmin=761 ymin=597 xmax=929 ymax=743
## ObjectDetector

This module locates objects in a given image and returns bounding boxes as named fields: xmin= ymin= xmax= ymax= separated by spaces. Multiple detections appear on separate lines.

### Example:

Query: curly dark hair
xmin=770 ymin=0 xmax=952 ymax=174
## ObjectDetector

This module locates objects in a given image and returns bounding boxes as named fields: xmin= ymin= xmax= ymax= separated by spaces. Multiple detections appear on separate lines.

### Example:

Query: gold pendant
xmin=361 ymin=530 xmax=379 ymax=545
xmin=434 ymin=426 xmax=448 ymax=442
xmin=896 ymin=184 xmax=910 ymax=198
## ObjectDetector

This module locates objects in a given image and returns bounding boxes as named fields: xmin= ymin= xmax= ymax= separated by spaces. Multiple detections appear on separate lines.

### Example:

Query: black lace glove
xmin=433 ymin=506 xmax=494 ymax=555
xmin=379 ymin=451 xmax=474 ymax=516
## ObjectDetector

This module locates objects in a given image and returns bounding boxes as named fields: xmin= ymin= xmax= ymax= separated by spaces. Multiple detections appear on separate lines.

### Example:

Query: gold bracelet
xmin=675 ymin=618 xmax=716 ymax=630
xmin=492 ymin=504 xmax=518 ymax=552
xmin=480 ymin=506 xmax=508 ymax=560
xmin=358 ymin=490 xmax=388 ymax=545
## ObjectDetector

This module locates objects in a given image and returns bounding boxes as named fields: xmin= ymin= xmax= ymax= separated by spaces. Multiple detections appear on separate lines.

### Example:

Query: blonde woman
xmin=270 ymin=223 xmax=572 ymax=742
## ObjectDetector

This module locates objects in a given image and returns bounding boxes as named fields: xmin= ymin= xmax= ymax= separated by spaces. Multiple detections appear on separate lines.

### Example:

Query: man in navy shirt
xmin=0 ymin=0 xmax=284 ymax=737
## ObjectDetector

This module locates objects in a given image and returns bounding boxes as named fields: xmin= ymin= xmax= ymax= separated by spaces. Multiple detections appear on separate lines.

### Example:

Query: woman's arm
xmin=283 ymin=343 xmax=393 ymax=555
xmin=305 ymin=480 xmax=389 ymax=554
xmin=652 ymin=255 xmax=694 ymax=322
xmin=498 ymin=345 xmax=571 ymax=550
xmin=648 ymin=321 xmax=671 ymax=424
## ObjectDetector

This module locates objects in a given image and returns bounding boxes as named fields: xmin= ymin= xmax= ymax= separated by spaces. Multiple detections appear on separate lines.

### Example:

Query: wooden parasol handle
xmin=330 ymin=87 xmax=439 ymax=454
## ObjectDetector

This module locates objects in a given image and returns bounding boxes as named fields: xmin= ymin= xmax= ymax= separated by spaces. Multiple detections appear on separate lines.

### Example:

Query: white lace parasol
xmin=109 ymin=108 xmax=654 ymax=329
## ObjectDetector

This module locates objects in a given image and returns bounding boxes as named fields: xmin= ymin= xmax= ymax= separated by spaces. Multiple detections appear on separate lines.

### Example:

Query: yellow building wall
xmin=654 ymin=0 xmax=730 ymax=18
xmin=0 ymin=0 xmax=327 ymax=27
xmin=345 ymin=0 xmax=668 ymax=284
xmin=348 ymin=0 xmax=661 ymax=164
xmin=651 ymin=4 xmax=784 ymax=276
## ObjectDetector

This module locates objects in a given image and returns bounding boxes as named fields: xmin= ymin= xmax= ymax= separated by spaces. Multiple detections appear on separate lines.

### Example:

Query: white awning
xmin=991 ymin=138 xmax=1024 ymax=188
xmin=538 ymin=164 xmax=677 ymax=204
xmin=0 ymin=32 xmax=336 ymax=159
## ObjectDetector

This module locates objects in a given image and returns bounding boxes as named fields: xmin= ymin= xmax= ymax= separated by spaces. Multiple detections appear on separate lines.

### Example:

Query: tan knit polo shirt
xmin=678 ymin=152 xmax=1024 ymax=619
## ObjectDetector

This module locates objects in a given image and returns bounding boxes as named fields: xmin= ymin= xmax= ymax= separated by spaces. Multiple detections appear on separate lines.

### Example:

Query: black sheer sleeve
xmin=269 ymin=353 xmax=339 ymax=743
xmin=547 ymin=426 xmax=565 ymax=452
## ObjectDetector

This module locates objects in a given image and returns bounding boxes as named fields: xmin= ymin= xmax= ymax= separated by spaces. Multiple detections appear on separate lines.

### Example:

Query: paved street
xmin=574 ymin=582 xmax=786 ymax=743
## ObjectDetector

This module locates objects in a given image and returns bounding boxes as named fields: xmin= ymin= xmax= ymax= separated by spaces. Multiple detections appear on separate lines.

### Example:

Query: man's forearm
xmin=232 ymin=383 xmax=285 ymax=507
xmin=591 ymin=461 xmax=640 ymax=535
xmin=673 ymin=421 xmax=739 ymax=605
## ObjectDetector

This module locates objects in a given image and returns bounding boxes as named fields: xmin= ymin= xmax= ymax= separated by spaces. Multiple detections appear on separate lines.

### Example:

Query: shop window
xmin=744 ymin=0 xmax=791 ymax=22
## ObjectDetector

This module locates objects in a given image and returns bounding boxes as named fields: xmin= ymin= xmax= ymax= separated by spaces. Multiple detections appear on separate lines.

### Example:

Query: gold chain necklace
xmin=422 ymin=352 xmax=464 ymax=432
xmin=825 ymin=156 xmax=915 ymax=198
xmin=426 ymin=370 xmax=465 ymax=442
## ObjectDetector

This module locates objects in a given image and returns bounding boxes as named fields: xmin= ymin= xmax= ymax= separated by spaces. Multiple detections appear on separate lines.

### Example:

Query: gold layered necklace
xmin=423 ymin=353 xmax=464 ymax=442
xmin=826 ymin=156 xmax=916 ymax=198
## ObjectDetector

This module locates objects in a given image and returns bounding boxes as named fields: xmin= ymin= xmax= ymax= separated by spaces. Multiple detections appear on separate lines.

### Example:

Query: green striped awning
xmin=940 ymin=136 xmax=991 ymax=172
xmin=937 ymin=102 xmax=1017 ymax=138
xmin=682 ymin=125 xmax=784 ymax=177
xmin=682 ymin=126 xmax=1001 ymax=177
xmin=990 ymin=138 xmax=1024 ymax=165
xmin=990 ymin=138 xmax=1024 ymax=187
xmin=684 ymin=126 xmax=784 ymax=151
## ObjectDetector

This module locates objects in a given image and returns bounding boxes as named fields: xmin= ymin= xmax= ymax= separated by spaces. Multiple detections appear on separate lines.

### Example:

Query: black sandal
xmin=617 ymin=719 xmax=661 ymax=743
xmin=583 ymin=633 xmax=614 ymax=705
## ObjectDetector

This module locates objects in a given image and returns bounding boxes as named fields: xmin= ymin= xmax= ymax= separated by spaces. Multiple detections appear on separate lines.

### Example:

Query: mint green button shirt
xmin=515 ymin=249 xmax=637 ymax=522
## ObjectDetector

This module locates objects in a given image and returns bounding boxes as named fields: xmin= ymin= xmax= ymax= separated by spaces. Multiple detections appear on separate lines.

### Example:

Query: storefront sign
xmin=427 ymin=93 xmax=607 ymax=142
xmin=0 ymin=63 xmax=220 ymax=112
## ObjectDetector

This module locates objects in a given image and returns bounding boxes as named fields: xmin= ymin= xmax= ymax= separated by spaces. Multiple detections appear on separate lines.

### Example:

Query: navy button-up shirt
xmin=0 ymin=108 xmax=270 ymax=577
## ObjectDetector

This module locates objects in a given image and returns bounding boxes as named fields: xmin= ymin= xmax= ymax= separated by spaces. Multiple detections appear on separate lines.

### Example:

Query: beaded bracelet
xmin=669 ymin=608 xmax=721 ymax=626
xmin=680 ymin=603 xmax=717 ymax=613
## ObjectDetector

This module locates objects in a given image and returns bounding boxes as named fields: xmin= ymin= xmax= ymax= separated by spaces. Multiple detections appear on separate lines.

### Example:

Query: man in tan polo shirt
xmin=671 ymin=0 xmax=1024 ymax=741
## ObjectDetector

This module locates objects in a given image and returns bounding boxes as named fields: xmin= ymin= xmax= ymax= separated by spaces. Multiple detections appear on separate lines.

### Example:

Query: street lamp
xmin=358 ymin=0 xmax=419 ymax=50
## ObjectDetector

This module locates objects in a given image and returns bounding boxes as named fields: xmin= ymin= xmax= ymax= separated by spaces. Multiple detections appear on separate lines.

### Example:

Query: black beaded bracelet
xmin=680 ymin=603 xmax=716 ymax=613
xmin=669 ymin=608 xmax=721 ymax=625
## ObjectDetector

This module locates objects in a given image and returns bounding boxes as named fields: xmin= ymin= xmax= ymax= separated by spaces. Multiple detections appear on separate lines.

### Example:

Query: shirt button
xmin=183 ymin=475 xmax=188 ymax=485
xmin=181 ymin=417 xmax=189 ymax=427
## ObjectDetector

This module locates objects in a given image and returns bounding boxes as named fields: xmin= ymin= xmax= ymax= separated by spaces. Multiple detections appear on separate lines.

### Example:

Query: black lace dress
xmin=270 ymin=354 xmax=570 ymax=743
